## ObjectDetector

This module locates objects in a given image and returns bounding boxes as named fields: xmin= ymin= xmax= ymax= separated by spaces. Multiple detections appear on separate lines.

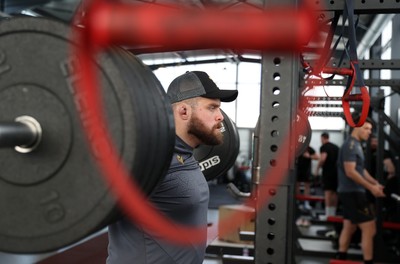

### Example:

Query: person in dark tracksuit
xmin=336 ymin=117 xmax=385 ymax=264
xmin=107 ymin=71 xmax=238 ymax=264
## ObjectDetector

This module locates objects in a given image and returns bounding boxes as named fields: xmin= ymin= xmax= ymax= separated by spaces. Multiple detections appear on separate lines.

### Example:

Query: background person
xmin=315 ymin=132 xmax=339 ymax=220
xmin=365 ymin=134 xmax=398 ymax=221
xmin=296 ymin=145 xmax=319 ymax=226
xmin=336 ymin=116 xmax=385 ymax=264
xmin=366 ymin=134 xmax=396 ymax=181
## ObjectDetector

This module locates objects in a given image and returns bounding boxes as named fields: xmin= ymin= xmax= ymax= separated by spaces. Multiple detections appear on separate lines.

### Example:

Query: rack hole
xmin=273 ymin=73 xmax=281 ymax=81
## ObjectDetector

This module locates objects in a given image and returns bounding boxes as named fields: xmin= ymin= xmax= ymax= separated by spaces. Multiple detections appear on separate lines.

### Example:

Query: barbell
xmin=0 ymin=16 xmax=243 ymax=253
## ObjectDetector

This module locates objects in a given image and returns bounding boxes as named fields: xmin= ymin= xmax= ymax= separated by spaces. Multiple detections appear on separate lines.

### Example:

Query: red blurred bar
xmin=86 ymin=1 xmax=317 ymax=52
xmin=323 ymin=66 xmax=353 ymax=76
xmin=296 ymin=194 xmax=325 ymax=202
xmin=343 ymin=94 xmax=364 ymax=101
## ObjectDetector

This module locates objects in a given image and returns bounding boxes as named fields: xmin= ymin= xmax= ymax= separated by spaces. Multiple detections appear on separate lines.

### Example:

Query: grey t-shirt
xmin=107 ymin=136 xmax=209 ymax=264
xmin=337 ymin=136 xmax=365 ymax=193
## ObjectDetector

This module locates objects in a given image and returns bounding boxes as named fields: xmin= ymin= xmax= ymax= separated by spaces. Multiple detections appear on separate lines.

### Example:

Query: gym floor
xmin=0 ymin=182 xmax=397 ymax=263
xmin=204 ymin=183 xmax=339 ymax=264
xmin=0 ymin=184 xmax=352 ymax=264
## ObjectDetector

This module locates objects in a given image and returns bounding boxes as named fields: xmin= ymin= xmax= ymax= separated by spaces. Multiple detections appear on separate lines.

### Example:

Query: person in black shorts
xmin=315 ymin=132 xmax=339 ymax=219
xmin=296 ymin=145 xmax=319 ymax=226
xmin=336 ymin=116 xmax=385 ymax=264
xmin=107 ymin=71 xmax=238 ymax=264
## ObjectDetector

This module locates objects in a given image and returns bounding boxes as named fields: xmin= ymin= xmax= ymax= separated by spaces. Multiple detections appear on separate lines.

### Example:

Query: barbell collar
xmin=0 ymin=116 xmax=42 ymax=153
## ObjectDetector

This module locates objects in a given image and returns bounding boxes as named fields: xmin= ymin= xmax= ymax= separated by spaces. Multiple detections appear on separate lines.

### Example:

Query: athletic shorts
xmin=322 ymin=173 xmax=338 ymax=191
xmin=338 ymin=192 xmax=375 ymax=224
xmin=297 ymin=170 xmax=311 ymax=182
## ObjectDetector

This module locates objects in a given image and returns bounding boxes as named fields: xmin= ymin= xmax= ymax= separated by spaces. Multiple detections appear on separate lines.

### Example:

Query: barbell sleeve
xmin=0 ymin=116 xmax=42 ymax=151
xmin=0 ymin=121 xmax=36 ymax=148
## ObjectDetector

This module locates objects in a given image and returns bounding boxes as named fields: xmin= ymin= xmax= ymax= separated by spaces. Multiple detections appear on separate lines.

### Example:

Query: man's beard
xmin=188 ymin=114 xmax=223 ymax=145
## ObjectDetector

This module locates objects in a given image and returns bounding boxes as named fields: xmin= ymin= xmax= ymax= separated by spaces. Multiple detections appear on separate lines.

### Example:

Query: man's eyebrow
xmin=208 ymin=102 xmax=221 ymax=108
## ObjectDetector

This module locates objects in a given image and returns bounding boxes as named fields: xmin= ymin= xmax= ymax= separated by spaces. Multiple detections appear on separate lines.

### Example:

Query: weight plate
xmin=253 ymin=111 xmax=311 ymax=159
xmin=294 ymin=111 xmax=312 ymax=158
xmin=106 ymin=48 xmax=175 ymax=196
xmin=194 ymin=109 xmax=240 ymax=181
xmin=0 ymin=17 xmax=174 ymax=253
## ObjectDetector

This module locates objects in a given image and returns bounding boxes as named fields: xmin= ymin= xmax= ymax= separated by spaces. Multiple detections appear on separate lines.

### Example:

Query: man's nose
xmin=216 ymin=109 xmax=224 ymax=121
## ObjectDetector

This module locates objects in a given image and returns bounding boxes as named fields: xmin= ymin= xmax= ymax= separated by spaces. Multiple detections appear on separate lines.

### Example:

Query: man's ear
xmin=177 ymin=103 xmax=190 ymax=120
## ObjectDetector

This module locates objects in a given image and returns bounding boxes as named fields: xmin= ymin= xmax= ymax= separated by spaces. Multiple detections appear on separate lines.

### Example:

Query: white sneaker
xmin=319 ymin=215 xmax=327 ymax=221
xmin=296 ymin=218 xmax=310 ymax=227
xmin=296 ymin=218 xmax=304 ymax=226
xmin=304 ymin=203 xmax=312 ymax=211
xmin=302 ymin=219 xmax=310 ymax=227
xmin=325 ymin=230 xmax=337 ymax=238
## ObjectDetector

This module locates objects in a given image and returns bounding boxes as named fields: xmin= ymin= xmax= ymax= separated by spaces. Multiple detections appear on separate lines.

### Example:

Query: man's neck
xmin=350 ymin=132 xmax=360 ymax=141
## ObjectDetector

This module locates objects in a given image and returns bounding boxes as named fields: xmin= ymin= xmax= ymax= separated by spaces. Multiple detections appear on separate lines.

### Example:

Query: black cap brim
xmin=202 ymin=90 xmax=238 ymax=102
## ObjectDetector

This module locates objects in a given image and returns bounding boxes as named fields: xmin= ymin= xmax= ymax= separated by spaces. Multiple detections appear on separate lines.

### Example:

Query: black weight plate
xmin=194 ymin=109 xmax=240 ymax=181
xmin=0 ymin=17 xmax=174 ymax=253
xmin=253 ymin=111 xmax=311 ymax=159
xmin=294 ymin=111 xmax=312 ymax=158
xmin=106 ymin=48 xmax=175 ymax=197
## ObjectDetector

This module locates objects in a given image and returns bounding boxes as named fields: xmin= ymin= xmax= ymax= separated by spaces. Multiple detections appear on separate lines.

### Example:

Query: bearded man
xmin=107 ymin=71 xmax=238 ymax=264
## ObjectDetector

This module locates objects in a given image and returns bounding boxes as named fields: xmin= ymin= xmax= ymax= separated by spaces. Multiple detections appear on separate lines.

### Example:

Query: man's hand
xmin=369 ymin=184 xmax=385 ymax=198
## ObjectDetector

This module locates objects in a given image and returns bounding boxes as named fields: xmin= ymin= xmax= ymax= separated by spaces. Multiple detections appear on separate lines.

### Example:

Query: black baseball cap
xmin=166 ymin=71 xmax=238 ymax=104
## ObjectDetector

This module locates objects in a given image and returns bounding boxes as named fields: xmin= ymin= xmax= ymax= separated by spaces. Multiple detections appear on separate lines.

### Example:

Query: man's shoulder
xmin=326 ymin=142 xmax=339 ymax=151
xmin=328 ymin=142 xmax=339 ymax=148
xmin=169 ymin=153 xmax=199 ymax=172
xmin=322 ymin=142 xmax=339 ymax=152
xmin=341 ymin=137 xmax=357 ymax=151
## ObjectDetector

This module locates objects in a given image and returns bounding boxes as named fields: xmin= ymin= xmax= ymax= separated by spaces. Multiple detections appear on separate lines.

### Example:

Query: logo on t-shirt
xmin=199 ymin=156 xmax=220 ymax=171
xmin=176 ymin=155 xmax=184 ymax=164
xmin=349 ymin=140 xmax=354 ymax=150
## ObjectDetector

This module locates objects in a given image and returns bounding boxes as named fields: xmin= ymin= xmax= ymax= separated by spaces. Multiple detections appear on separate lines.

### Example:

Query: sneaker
xmin=325 ymin=230 xmax=337 ymax=238
xmin=316 ymin=229 xmax=335 ymax=237
xmin=319 ymin=215 xmax=327 ymax=221
xmin=302 ymin=219 xmax=310 ymax=227
xmin=296 ymin=218 xmax=311 ymax=227
xmin=304 ymin=203 xmax=313 ymax=211
xmin=296 ymin=218 xmax=304 ymax=226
